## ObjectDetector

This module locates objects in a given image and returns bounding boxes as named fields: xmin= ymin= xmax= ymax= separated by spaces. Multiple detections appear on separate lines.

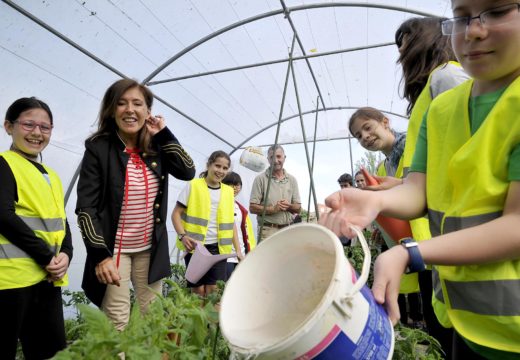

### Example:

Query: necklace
xmin=116 ymin=130 xmax=128 ymax=148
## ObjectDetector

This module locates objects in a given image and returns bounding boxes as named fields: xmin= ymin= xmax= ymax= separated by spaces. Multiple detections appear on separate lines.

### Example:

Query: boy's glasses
xmin=15 ymin=120 xmax=53 ymax=134
xmin=441 ymin=3 xmax=520 ymax=35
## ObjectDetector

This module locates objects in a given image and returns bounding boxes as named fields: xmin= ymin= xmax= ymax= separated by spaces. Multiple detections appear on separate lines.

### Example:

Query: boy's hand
xmin=372 ymin=245 xmax=409 ymax=325
xmin=319 ymin=188 xmax=379 ymax=238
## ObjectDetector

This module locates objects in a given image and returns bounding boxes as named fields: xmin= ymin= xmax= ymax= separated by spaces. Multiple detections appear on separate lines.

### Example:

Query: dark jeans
xmin=226 ymin=262 xmax=237 ymax=281
xmin=0 ymin=281 xmax=66 ymax=360
xmin=419 ymin=270 xmax=453 ymax=359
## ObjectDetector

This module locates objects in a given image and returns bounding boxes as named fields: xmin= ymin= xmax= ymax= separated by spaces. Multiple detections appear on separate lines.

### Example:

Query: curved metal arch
xmin=229 ymin=105 xmax=407 ymax=155
xmin=142 ymin=2 xmax=438 ymax=84
xmin=147 ymin=41 xmax=394 ymax=85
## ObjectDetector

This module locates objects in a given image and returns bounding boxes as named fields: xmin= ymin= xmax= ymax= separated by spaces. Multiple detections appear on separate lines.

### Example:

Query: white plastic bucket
xmin=220 ymin=223 xmax=394 ymax=359
xmin=239 ymin=147 xmax=269 ymax=172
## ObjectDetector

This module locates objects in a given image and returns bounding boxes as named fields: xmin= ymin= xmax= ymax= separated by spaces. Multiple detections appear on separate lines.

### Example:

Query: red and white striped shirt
xmin=115 ymin=149 xmax=159 ymax=253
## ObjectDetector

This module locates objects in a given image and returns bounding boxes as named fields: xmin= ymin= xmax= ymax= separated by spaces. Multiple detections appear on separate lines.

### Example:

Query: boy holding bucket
xmin=320 ymin=0 xmax=520 ymax=358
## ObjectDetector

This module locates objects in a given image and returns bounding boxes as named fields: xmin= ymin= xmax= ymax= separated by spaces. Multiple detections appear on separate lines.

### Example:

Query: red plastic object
xmin=361 ymin=168 xmax=412 ymax=244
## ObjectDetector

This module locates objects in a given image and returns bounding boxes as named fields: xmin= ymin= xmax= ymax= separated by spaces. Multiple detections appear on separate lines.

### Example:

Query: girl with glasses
xmin=0 ymin=97 xmax=73 ymax=359
xmin=322 ymin=0 xmax=520 ymax=358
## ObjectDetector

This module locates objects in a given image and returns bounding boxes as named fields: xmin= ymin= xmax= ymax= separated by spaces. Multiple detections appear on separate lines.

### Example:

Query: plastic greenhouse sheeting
xmin=0 ymin=0 xmax=452 ymax=291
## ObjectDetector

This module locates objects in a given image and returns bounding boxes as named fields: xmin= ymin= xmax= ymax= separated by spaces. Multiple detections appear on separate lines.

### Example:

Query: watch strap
xmin=400 ymin=238 xmax=426 ymax=273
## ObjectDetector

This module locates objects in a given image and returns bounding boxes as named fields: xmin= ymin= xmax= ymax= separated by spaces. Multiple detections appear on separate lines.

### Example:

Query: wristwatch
xmin=400 ymin=238 xmax=426 ymax=273
xmin=179 ymin=233 xmax=187 ymax=241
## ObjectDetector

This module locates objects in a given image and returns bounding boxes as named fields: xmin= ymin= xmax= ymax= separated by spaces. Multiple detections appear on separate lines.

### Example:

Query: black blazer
xmin=76 ymin=127 xmax=195 ymax=306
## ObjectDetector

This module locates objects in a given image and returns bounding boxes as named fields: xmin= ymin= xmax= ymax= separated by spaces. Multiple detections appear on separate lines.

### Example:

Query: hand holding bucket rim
xmin=220 ymin=223 xmax=395 ymax=359
xmin=343 ymin=225 xmax=403 ymax=326
xmin=345 ymin=225 xmax=371 ymax=296
xmin=319 ymin=200 xmax=403 ymax=324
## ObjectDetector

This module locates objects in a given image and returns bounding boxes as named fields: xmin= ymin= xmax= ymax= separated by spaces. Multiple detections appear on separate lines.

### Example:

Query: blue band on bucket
xmin=401 ymin=238 xmax=426 ymax=273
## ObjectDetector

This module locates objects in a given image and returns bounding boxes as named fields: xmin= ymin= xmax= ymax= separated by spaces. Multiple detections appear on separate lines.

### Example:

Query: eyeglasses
xmin=14 ymin=120 xmax=53 ymax=134
xmin=441 ymin=3 xmax=520 ymax=35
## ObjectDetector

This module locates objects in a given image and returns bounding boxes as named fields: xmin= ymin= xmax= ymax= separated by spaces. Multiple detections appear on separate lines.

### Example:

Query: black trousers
xmin=418 ymin=269 xmax=453 ymax=359
xmin=0 ymin=281 xmax=66 ymax=360
xmin=452 ymin=331 xmax=487 ymax=360
xmin=398 ymin=292 xmax=422 ymax=324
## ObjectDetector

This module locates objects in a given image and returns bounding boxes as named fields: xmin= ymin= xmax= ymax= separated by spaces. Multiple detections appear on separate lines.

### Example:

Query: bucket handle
xmin=345 ymin=225 xmax=371 ymax=297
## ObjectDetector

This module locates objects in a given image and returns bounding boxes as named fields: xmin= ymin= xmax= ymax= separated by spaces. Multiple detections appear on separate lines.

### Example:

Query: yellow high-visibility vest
xmin=177 ymin=178 xmax=235 ymax=254
xmin=0 ymin=151 xmax=68 ymax=289
xmin=426 ymin=77 xmax=520 ymax=352
xmin=402 ymin=63 xmax=464 ymax=328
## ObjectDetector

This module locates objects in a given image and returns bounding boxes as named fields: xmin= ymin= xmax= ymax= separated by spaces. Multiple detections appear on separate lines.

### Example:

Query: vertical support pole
xmin=257 ymin=35 xmax=296 ymax=243
xmin=289 ymin=53 xmax=320 ymax=221
xmin=306 ymin=96 xmax=320 ymax=222
xmin=348 ymin=136 xmax=354 ymax=182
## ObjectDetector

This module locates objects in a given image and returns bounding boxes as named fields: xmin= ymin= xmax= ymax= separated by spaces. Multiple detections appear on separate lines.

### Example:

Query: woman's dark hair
xmin=199 ymin=150 xmax=231 ymax=178
xmin=222 ymin=171 xmax=242 ymax=186
xmin=396 ymin=17 xmax=456 ymax=115
xmin=348 ymin=107 xmax=386 ymax=136
xmin=5 ymin=97 xmax=53 ymax=124
xmin=89 ymin=79 xmax=155 ymax=153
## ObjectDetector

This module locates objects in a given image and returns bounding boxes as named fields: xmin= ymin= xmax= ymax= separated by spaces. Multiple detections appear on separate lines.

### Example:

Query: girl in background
xmin=172 ymin=151 xmax=243 ymax=297
xmin=349 ymin=107 xmax=423 ymax=330
xmin=222 ymin=171 xmax=256 ymax=280
xmin=0 ymin=97 xmax=73 ymax=359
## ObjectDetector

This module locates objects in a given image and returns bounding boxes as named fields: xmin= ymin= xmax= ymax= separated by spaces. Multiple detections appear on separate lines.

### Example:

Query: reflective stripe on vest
xmin=446 ymin=279 xmax=520 ymax=316
xmin=428 ymin=209 xmax=443 ymax=237
xmin=0 ymin=243 xmax=59 ymax=259
xmin=181 ymin=213 xmax=209 ymax=227
xmin=177 ymin=178 xmax=235 ymax=253
xmin=431 ymin=266 xmax=452 ymax=328
xmin=425 ymin=77 xmax=520 ymax=352
xmin=0 ymin=151 xmax=68 ymax=289
xmin=432 ymin=267 xmax=444 ymax=303
xmin=245 ymin=214 xmax=257 ymax=251
xmin=429 ymin=210 xmax=501 ymax=236
xmin=19 ymin=216 xmax=65 ymax=233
